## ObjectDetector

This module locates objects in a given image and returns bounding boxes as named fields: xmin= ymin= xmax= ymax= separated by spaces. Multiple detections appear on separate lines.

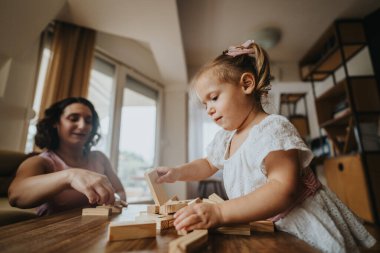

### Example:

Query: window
xmin=25 ymin=35 xmax=52 ymax=153
xmin=88 ymin=55 xmax=161 ymax=203
xmin=117 ymin=76 xmax=158 ymax=202
xmin=87 ymin=56 xmax=116 ymax=157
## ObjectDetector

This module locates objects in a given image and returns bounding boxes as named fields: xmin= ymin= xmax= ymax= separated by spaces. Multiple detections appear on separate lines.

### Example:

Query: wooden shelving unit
xmin=299 ymin=19 xmax=380 ymax=224
xmin=279 ymin=93 xmax=309 ymax=139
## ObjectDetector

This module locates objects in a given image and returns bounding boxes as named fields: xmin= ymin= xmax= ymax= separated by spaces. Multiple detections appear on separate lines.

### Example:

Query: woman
xmin=9 ymin=97 xmax=126 ymax=215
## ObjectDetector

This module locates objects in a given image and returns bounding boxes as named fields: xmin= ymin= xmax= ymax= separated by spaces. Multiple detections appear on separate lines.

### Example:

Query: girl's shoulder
xmin=250 ymin=114 xmax=295 ymax=135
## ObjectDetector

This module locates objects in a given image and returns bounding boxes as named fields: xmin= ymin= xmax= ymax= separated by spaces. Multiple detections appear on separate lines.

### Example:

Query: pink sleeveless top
xmin=36 ymin=151 xmax=105 ymax=216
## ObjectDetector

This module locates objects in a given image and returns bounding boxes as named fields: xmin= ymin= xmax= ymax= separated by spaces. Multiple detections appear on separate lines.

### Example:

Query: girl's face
xmin=194 ymin=71 xmax=254 ymax=131
xmin=55 ymin=103 xmax=93 ymax=148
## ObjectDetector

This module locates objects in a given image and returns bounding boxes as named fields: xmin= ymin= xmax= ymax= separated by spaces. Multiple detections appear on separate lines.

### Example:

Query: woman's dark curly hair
xmin=34 ymin=97 xmax=101 ymax=154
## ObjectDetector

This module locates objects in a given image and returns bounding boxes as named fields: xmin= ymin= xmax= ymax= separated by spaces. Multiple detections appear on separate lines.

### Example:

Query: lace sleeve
xmin=254 ymin=116 xmax=313 ymax=175
xmin=206 ymin=129 xmax=230 ymax=170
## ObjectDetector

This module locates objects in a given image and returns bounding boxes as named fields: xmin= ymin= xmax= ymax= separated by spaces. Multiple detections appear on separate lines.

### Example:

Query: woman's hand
xmin=173 ymin=203 xmax=224 ymax=231
xmin=155 ymin=167 xmax=180 ymax=183
xmin=67 ymin=168 xmax=115 ymax=205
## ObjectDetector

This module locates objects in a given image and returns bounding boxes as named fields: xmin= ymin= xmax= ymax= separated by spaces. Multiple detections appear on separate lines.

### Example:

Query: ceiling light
xmin=253 ymin=27 xmax=281 ymax=50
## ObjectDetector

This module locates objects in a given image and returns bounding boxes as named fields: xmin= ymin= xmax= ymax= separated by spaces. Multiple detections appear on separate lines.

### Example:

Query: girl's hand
xmin=173 ymin=203 xmax=223 ymax=231
xmin=156 ymin=167 xmax=180 ymax=183
xmin=67 ymin=169 xmax=115 ymax=205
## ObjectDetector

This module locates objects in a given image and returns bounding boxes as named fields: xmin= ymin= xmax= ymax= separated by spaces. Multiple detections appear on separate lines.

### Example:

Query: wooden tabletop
xmin=0 ymin=204 xmax=320 ymax=253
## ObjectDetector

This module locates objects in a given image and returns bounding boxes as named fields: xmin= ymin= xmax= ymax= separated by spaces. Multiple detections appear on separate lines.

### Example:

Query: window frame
xmin=95 ymin=51 xmax=163 ymax=172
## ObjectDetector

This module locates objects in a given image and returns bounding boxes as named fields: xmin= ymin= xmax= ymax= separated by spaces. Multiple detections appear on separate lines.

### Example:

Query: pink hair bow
xmin=225 ymin=40 xmax=255 ymax=57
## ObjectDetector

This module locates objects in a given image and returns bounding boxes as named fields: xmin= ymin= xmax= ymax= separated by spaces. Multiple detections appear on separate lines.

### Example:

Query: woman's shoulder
xmin=18 ymin=152 xmax=51 ymax=172
xmin=88 ymin=150 xmax=109 ymax=164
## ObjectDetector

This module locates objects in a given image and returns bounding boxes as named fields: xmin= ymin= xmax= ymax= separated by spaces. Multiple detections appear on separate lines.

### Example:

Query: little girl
xmin=156 ymin=40 xmax=376 ymax=253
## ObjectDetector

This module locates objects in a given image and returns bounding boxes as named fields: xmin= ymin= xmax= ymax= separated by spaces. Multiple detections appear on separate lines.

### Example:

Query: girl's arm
xmin=97 ymin=151 xmax=127 ymax=202
xmin=173 ymin=149 xmax=300 ymax=230
xmin=8 ymin=156 xmax=116 ymax=208
xmin=219 ymin=149 xmax=300 ymax=223
xmin=156 ymin=158 xmax=219 ymax=183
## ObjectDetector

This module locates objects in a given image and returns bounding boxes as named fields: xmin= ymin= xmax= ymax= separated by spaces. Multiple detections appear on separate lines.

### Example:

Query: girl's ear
xmin=239 ymin=72 xmax=256 ymax=94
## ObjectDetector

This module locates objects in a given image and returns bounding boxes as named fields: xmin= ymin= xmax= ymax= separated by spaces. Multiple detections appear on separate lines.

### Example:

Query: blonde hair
xmin=191 ymin=42 xmax=271 ymax=104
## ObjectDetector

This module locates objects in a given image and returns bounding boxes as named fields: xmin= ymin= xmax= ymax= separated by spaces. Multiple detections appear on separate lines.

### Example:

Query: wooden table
xmin=0 ymin=204 xmax=320 ymax=253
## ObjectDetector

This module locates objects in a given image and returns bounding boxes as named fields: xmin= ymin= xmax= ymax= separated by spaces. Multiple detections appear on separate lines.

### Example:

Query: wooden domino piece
xmin=201 ymin=198 xmax=217 ymax=204
xmin=250 ymin=220 xmax=275 ymax=232
xmin=177 ymin=229 xmax=189 ymax=236
xmin=159 ymin=200 xmax=188 ymax=215
xmin=208 ymin=193 xmax=224 ymax=204
xmin=187 ymin=197 xmax=202 ymax=206
xmin=145 ymin=169 xmax=170 ymax=206
xmin=96 ymin=205 xmax=122 ymax=214
xmin=212 ymin=224 xmax=251 ymax=236
xmin=82 ymin=207 xmax=111 ymax=216
xmin=147 ymin=204 xmax=160 ymax=214
xmin=107 ymin=221 xmax=156 ymax=241
xmin=156 ymin=215 xmax=175 ymax=230
xmin=169 ymin=230 xmax=208 ymax=253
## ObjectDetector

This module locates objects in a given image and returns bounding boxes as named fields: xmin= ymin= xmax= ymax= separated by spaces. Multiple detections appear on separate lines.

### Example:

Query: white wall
xmin=0 ymin=0 xmax=67 ymax=151
xmin=96 ymin=32 xmax=163 ymax=83
xmin=160 ymin=87 xmax=188 ymax=200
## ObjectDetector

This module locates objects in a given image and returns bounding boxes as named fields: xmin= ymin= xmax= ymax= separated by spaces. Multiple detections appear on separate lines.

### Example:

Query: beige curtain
xmin=39 ymin=21 xmax=96 ymax=117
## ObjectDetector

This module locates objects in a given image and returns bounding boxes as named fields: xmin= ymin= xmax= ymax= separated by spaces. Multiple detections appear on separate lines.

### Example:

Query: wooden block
xmin=208 ymin=193 xmax=224 ymax=204
xmin=114 ymin=199 xmax=128 ymax=207
xmin=82 ymin=207 xmax=111 ymax=216
xmin=159 ymin=200 xmax=188 ymax=215
xmin=250 ymin=220 xmax=275 ymax=232
xmin=147 ymin=204 xmax=160 ymax=214
xmin=169 ymin=230 xmax=208 ymax=253
xmin=156 ymin=215 xmax=175 ymax=230
xmin=96 ymin=205 xmax=122 ymax=214
xmin=145 ymin=169 xmax=170 ymax=206
xmin=212 ymin=224 xmax=251 ymax=236
xmin=177 ymin=229 xmax=189 ymax=235
xmin=187 ymin=198 xmax=202 ymax=206
xmin=167 ymin=195 xmax=179 ymax=202
xmin=202 ymin=198 xmax=217 ymax=204
xmin=108 ymin=221 xmax=156 ymax=241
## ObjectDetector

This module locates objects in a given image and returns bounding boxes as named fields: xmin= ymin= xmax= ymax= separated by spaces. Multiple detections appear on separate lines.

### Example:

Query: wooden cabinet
xmin=299 ymin=19 xmax=380 ymax=224
xmin=324 ymin=155 xmax=373 ymax=222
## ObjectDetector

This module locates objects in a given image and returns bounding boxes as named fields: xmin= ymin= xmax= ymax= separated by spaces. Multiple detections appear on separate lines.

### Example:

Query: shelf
xmin=299 ymin=18 xmax=380 ymax=225
xmin=320 ymin=108 xmax=351 ymax=128
xmin=280 ymin=93 xmax=307 ymax=104
xmin=299 ymin=20 xmax=367 ymax=81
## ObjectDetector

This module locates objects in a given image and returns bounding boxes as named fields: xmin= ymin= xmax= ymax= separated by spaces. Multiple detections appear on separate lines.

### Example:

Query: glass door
xmin=88 ymin=56 xmax=116 ymax=157
xmin=117 ymin=76 xmax=158 ymax=202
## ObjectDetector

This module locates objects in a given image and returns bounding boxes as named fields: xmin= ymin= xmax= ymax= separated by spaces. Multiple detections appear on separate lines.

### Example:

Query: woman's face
xmin=55 ymin=103 xmax=93 ymax=148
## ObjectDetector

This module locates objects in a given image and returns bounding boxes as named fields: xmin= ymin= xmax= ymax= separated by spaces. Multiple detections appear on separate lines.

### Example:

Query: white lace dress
xmin=206 ymin=114 xmax=376 ymax=253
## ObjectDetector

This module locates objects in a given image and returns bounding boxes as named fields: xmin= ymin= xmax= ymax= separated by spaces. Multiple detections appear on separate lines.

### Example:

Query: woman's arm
xmin=8 ymin=156 xmax=70 ymax=208
xmin=156 ymin=158 xmax=219 ymax=183
xmin=8 ymin=155 xmax=116 ymax=208
xmin=97 ymin=151 xmax=127 ymax=202
xmin=173 ymin=149 xmax=300 ymax=230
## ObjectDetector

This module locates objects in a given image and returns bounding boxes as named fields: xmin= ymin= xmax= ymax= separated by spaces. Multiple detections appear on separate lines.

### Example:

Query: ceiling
xmin=2 ymin=0 xmax=380 ymax=88
xmin=177 ymin=0 xmax=380 ymax=79
xmin=57 ymin=0 xmax=380 ymax=85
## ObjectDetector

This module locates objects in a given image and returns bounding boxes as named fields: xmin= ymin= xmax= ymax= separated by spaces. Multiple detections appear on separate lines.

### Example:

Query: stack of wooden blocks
xmin=105 ymin=169 xmax=275 ymax=252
